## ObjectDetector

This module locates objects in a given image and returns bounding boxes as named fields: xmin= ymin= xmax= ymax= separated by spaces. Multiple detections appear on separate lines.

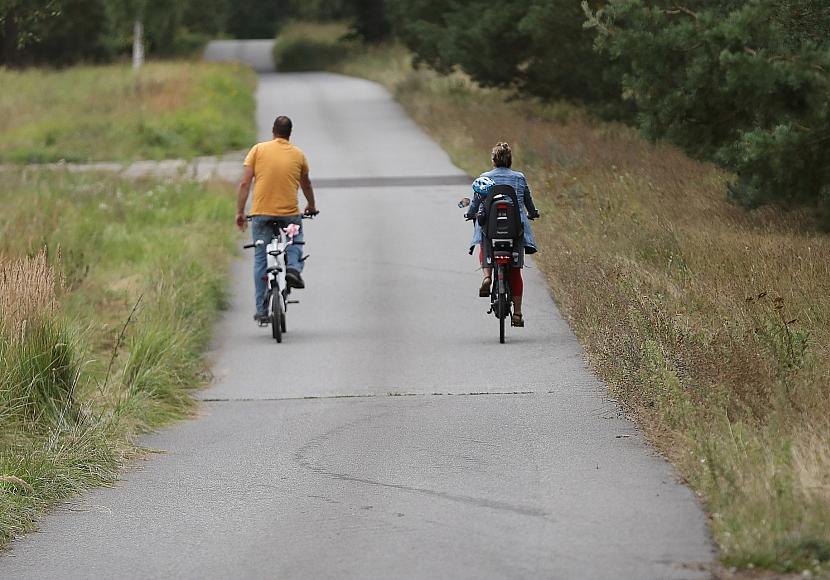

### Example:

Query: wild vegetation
xmin=0 ymin=169 xmax=236 ymax=546
xmin=316 ymin=40 xmax=830 ymax=573
xmin=0 ymin=62 xmax=255 ymax=163
xmin=385 ymin=0 xmax=830 ymax=222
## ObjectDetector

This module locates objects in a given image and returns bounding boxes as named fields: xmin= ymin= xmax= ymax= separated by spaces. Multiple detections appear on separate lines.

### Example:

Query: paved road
xmin=0 ymin=50 xmax=714 ymax=579
xmin=204 ymin=39 xmax=275 ymax=72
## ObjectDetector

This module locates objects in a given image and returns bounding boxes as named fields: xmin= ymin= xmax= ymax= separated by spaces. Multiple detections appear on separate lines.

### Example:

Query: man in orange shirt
xmin=236 ymin=116 xmax=318 ymax=323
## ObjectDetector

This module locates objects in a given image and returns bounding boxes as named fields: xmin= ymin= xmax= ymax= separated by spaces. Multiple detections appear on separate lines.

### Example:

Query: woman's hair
xmin=492 ymin=142 xmax=512 ymax=168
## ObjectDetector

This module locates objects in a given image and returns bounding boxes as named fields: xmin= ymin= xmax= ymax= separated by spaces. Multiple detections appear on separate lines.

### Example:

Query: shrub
xmin=272 ymin=21 xmax=354 ymax=72
xmin=0 ymin=251 xmax=79 ymax=428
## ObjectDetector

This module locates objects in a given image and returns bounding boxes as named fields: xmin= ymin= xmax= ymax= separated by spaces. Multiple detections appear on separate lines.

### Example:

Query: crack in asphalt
xmin=290 ymin=404 xmax=553 ymax=520
xmin=201 ymin=391 xmax=537 ymax=402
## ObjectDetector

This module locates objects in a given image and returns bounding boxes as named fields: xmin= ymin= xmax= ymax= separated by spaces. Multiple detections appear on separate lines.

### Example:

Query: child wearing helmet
xmin=463 ymin=142 xmax=540 ymax=327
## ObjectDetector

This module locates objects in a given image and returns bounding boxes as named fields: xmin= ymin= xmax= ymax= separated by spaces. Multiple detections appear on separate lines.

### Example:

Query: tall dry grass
xmin=0 ymin=250 xmax=61 ymax=339
xmin=335 ymin=45 xmax=830 ymax=573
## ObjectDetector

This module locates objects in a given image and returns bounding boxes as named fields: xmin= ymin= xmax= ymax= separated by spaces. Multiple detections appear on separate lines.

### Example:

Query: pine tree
xmin=586 ymin=0 xmax=830 ymax=218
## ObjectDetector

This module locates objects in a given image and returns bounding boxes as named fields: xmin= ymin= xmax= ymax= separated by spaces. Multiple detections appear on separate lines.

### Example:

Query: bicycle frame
xmin=263 ymin=228 xmax=291 ymax=315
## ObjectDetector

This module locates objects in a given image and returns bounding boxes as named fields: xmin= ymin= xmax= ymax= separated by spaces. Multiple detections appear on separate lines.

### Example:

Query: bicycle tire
xmin=271 ymin=288 xmax=283 ymax=343
xmin=280 ymin=288 xmax=287 ymax=333
xmin=499 ymin=304 xmax=506 ymax=343
xmin=497 ymin=265 xmax=507 ymax=344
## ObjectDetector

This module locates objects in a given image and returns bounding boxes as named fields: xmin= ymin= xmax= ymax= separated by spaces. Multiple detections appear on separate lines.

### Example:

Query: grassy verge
xmin=0 ymin=168 xmax=236 ymax=546
xmin=272 ymin=21 xmax=354 ymax=72
xmin=0 ymin=62 xmax=256 ymax=163
xmin=335 ymin=43 xmax=830 ymax=573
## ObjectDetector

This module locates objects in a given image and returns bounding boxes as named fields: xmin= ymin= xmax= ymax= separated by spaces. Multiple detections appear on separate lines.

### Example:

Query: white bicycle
xmin=243 ymin=215 xmax=313 ymax=343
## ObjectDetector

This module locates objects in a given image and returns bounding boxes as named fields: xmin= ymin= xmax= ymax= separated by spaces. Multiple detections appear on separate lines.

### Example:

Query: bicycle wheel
xmin=499 ymin=303 xmax=506 ymax=343
xmin=271 ymin=288 xmax=283 ymax=343
xmin=280 ymin=289 xmax=287 ymax=333
xmin=497 ymin=265 xmax=507 ymax=344
xmin=261 ymin=289 xmax=272 ymax=326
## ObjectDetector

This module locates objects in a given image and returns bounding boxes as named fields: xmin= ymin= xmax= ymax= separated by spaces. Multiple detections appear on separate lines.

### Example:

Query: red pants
xmin=479 ymin=247 xmax=523 ymax=297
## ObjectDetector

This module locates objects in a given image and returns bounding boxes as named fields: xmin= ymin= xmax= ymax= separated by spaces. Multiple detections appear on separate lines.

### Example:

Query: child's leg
xmin=510 ymin=268 xmax=524 ymax=316
xmin=479 ymin=245 xmax=492 ymax=280
xmin=478 ymin=246 xmax=492 ymax=297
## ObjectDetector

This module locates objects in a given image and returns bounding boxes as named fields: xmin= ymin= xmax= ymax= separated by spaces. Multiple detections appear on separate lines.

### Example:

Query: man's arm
xmin=236 ymin=166 xmax=254 ymax=231
xmin=300 ymin=171 xmax=318 ymax=215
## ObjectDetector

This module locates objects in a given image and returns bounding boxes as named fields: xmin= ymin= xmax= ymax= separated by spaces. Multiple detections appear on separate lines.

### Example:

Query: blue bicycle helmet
xmin=472 ymin=176 xmax=495 ymax=195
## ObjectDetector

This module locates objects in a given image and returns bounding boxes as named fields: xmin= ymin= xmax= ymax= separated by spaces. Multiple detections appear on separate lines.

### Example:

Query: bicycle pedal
xmin=287 ymin=300 xmax=300 ymax=304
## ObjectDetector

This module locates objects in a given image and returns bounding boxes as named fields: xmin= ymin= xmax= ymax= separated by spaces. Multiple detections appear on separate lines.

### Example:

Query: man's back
xmin=245 ymin=138 xmax=308 ymax=217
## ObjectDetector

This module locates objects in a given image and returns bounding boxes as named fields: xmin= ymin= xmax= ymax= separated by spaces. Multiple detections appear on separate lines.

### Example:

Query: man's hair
xmin=492 ymin=142 xmax=512 ymax=168
xmin=272 ymin=116 xmax=293 ymax=138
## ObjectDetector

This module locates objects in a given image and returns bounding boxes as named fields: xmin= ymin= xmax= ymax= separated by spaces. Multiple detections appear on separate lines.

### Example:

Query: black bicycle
xmin=460 ymin=187 xmax=525 ymax=344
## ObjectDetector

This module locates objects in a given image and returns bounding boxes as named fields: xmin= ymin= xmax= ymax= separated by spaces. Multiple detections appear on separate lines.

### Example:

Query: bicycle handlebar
xmin=245 ymin=213 xmax=319 ymax=221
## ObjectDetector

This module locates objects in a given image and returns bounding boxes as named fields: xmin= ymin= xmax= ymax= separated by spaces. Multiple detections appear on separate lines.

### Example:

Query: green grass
xmin=0 ymin=168 xmax=237 ymax=545
xmin=0 ymin=62 xmax=256 ymax=163
xmin=331 ymin=42 xmax=830 ymax=575
xmin=272 ymin=21 xmax=355 ymax=72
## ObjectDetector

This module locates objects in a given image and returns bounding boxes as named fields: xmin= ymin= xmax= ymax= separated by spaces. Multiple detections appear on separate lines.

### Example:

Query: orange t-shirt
xmin=244 ymin=138 xmax=309 ymax=216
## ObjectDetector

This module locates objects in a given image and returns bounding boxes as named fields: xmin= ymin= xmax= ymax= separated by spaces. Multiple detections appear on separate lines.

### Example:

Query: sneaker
xmin=286 ymin=268 xmax=305 ymax=289
xmin=253 ymin=313 xmax=270 ymax=325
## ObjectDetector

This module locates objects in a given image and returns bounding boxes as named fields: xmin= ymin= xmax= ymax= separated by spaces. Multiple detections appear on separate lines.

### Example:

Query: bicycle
xmin=460 ymin=188 xmax=526 ymax=344
xmin=243 ymin=215 xmax=314 ymax=343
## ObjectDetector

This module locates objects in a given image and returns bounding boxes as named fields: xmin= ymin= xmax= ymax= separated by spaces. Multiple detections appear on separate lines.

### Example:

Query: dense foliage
xmin=0 ymin=0 xmax=390 ymax=67
xmin=1 ymin=0 xmax=218 ymax=65
xmin=587 ymin=0 xmax=830 ymax=216
xmin=386 ymin=0 xmax=618 ymax=107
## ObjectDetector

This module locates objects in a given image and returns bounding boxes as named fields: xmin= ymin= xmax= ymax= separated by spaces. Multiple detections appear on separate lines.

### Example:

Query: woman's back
xmin=481 ymin=167 xmax=529 ymax=204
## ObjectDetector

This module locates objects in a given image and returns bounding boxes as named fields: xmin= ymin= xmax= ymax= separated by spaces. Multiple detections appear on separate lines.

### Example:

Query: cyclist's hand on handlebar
xmin=304 ymin=205 xmax=319 ymax=217
xmin=236 ymin=212 xmax=248 ymax=232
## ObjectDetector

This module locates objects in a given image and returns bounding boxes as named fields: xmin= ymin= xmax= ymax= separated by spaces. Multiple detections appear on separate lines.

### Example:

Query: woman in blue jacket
xmin=464 ymin=142 xmax=540 ymax=327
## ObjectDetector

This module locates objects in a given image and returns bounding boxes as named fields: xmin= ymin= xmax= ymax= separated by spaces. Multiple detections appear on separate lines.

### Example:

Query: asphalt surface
xmin=204 ymin=39 xmax=275 ymax=72
xmin=0 ymin=44 xmax=715 ymax=579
